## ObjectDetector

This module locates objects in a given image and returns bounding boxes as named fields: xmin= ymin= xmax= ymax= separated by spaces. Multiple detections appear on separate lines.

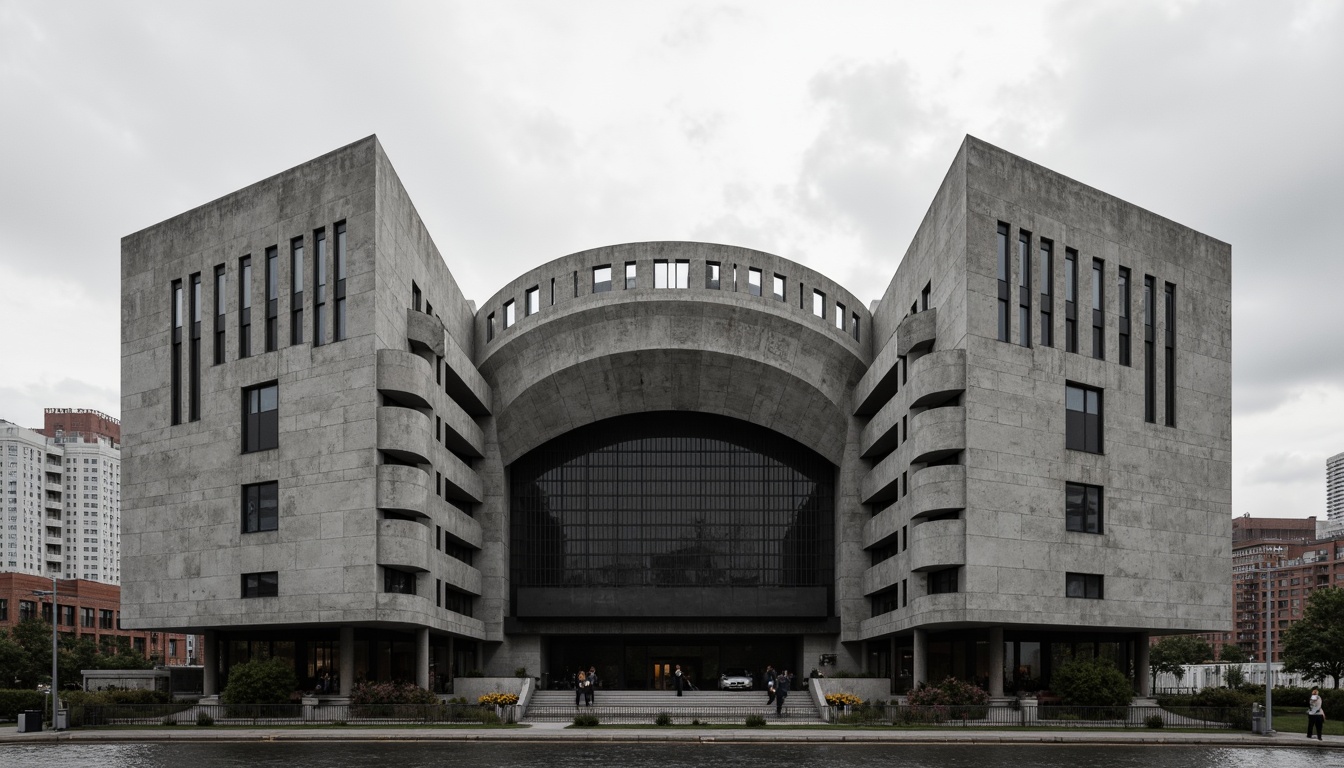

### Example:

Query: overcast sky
xmin=1 ymin=1 xmax=1341 ymax=520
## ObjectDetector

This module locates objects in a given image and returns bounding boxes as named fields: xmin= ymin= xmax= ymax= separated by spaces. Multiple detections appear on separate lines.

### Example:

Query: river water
xmin=1 ymin=742 xmax=1341 ymax=768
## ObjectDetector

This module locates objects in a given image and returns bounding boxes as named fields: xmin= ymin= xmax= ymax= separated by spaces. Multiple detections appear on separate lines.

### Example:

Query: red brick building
xmin=1225 ymin=516 xmax=1344 ymax=662
xmin=39 ymin=408 xmax=121 ymax=445
xmin=0 ymin=573 xmax=195 ymax=665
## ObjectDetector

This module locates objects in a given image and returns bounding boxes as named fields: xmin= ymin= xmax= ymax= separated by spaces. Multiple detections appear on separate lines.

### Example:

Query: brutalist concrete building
xmin=120 ymin=135 xmax=1230 ymax=698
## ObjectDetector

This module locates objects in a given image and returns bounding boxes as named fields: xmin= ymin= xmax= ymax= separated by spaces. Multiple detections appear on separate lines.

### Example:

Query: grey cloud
xmin=1245 ymin=451 xmax=1326 ymax=486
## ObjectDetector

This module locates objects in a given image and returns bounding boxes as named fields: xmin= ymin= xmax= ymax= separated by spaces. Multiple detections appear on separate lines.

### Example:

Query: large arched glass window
xmin=510 ymin=412 xmax=835 ymax=618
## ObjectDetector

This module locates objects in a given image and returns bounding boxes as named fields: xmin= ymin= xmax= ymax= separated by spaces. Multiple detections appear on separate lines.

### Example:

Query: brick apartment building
xmin=39 ymin=408 xmax=121 ymax=445
xmin=1223 ymin=515 xmax=1344 ymax=662
xmin=0 ymin=573 xmax=196 ymax=666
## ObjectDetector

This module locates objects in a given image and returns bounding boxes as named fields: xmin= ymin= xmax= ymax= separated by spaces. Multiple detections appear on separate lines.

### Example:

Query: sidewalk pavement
xmin=2 ymin=724 xmax=1341 ymax=748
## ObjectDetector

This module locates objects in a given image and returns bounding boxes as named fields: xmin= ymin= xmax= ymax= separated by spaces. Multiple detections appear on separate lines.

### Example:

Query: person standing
xmin=1308 ymin=688 xmax=1326 ymax=740
xmin=765 ymin=665 xmax=777 ymax=705
xmin=775 ymin=669 xmax=790 ymax=716
xmin=674 ymin=664 xmax=686 ymax=696
xmin=587 ymin=666 xmax=598 ymax=706
xmin=575 ymin=671 xmax=590 ymax=707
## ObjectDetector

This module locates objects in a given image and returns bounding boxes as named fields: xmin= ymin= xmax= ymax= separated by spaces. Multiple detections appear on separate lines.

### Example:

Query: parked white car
xmin=719 ymin=668 xmax=755 ymax=690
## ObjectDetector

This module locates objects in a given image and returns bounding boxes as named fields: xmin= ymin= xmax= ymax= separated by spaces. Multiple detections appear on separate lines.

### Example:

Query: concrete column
xmin=912 ymin=628 xmax=928 ymax=688
xmin=340 ymin=626 xmax=355 ymax=696
xmin=416 ymin=627 xmax=431 ymax=690
xmin=202 ymin=630 xmax=218 ymax=696
xmin=989 ymin=627 xmax=1005 ymax=698
xmin=1136 ymin=631 xmax=1151 ymax=697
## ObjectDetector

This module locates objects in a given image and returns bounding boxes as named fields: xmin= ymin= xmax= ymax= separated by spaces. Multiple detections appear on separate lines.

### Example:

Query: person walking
xmin=586 ymin=666 xmax=598 ymax=706
xmin=674 ymin=664 xmax=686 ymax=696
xmin=1308 ymin=688 xmax=1326 ymax=740
xmin=775 ymin=669 xmax=790 ymax=716
xmin=765 ymin=665 xmax=777 ymax=705
xmin=575 ymin=671 xmax=590 ymax=707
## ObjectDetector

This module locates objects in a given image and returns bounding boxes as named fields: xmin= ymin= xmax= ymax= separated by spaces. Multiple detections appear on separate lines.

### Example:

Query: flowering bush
xmin=478 ymin=692 xmax=519 ymax=707
xmin=906 ymin=677 xmax=989 ymax=707
xmin=350 ymin=681 xmax=439 ymax=717
xmin=825 ymin=693 xmax=864 ymax=707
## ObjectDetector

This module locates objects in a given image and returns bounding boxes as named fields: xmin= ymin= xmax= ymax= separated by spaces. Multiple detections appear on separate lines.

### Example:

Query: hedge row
xmin=0 ymin=690 xmax=47 ymax=721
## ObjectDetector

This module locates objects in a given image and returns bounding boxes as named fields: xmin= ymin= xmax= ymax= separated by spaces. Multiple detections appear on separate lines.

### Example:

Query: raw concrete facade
xmin=120 ymin=135 xmax=1230 ymax=698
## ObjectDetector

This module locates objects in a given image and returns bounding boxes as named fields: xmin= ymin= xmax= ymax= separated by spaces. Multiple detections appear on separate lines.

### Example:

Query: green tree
xmin=221 ymin=657 xmax=298 ymax=716
xmin=1282 ymin=586 xmax=1344 ymax=689
xmin=1051 ymin=657 xmax=1134 ymax=707
xmin=1149 ymin=635 xmax=1213 ymax=688
xmin=1218 ymin=643 xmax=1250 ymax=664
xmin=91 ymin=636 xmax=154 ymax=672
xmin=0 ymin=632 xmax=28 ymax=688
xmin=6 ymin=620 xmax=55 ymax=688
xmin=1223 ymin=665 xmax=1246 ymax=689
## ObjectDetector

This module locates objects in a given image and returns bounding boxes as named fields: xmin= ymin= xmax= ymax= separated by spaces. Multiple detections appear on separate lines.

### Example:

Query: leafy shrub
xmin=892 ymin=706 xmax=945 ymax=725
xmin=514 ymin=667 xmax=529 ymax=678
xmin=745 ymin=714 xmax=767 ymax=727
xmin=161 ymin=716 xmax=177 ymax=726
xmin=221 ymin=657 xmax=299 ymax=718
xmin=63 ymin=689 xmax=186 ymax=726
xmin=691 ymin=718 xmax=703 ymax=726
xmin=196 ymin=711 xmax=215 ymax=727
xmin=0 ymin=690 xmax=47 ymax=721
xmin=1145 ymin=715 xmax=1164 ymax=728
xmin=350 ymin=681 xmax=439 ymax=717
xmin=907 ymin=678 xmax=989 ymax=707
xmin=572 ymin=713 xmax=599 ymax=727
xmin=1158 ymin=688 xmax=1256 ymax=730
xmin=1050 ymin=658 xmax=1133 ymax=708
xmin=655 ymin=712 xmax=672 ymax=726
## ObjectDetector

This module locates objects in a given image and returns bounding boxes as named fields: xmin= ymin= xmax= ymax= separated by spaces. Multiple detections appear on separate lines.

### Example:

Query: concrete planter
xmin=811 ymin=677 xmax=891 ymax=708
xmin=452 ymin=677 xmax=525 ymax=704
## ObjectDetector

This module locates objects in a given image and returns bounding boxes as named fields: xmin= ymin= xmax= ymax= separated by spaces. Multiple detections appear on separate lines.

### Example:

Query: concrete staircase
xmin=523 ymin=689 xmax=823 ymax=724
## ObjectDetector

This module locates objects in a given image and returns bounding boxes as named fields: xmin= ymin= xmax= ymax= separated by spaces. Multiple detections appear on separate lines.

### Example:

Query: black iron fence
xmin=523 ymin=704 xmax=818 ymax=723
xmin=68 ymin=701 xmax=517 ymax=727
xmin=827 ymin=704 xmax=1247 ymax=729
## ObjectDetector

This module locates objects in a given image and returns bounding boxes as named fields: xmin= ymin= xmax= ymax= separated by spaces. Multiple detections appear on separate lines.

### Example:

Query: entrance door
xmin=651 ymin=660 xmax=696 ymax=690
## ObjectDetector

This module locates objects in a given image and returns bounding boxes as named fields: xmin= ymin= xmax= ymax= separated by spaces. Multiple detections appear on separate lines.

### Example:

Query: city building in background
xmin=119 ymin=135 xmax=1231 ymax=700
xmin=40 ymin=408 xmax=122 ymax=445
xmin=2 ymin=418 xmax=121 ymax=584
xmin=0 ymin=572 xmax=194 ymax=665
xmin=1230 ymin=514 xmax=1344 ymax=662
xmin=1328 ymin=452 xmax=1344 ymax=534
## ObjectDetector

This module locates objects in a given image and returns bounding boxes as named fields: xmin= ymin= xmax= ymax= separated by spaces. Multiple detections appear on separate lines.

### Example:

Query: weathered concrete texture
xmin=121 ymin=133 xmax=1230 ymax=687
xmin=856 ymin=136 xmax=1231 ymax=648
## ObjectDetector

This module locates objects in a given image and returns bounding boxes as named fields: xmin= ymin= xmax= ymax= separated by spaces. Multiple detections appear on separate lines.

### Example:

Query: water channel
xmin=1 ymin=742 xmax=1341 ymax=768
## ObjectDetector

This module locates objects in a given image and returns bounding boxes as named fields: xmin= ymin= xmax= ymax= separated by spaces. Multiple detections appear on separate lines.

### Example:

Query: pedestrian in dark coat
xmin=674 ymin=664 xmax=686 ymax=696
xmin=575 ymin=671 xmax=591 ymax=707
xmin=765 ymin=665 xmax=777 ymax=705
xmin=775 ymin=669 xmax=790 ymax=716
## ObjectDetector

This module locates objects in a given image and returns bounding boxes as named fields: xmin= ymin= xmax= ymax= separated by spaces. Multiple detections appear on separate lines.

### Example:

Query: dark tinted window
xmin=242 ymin=481 xmax=279 ymax=533
xmin=243 ymin=382 xmax=279 ymax=453
xmin=1065 ymin=383 xmax=1102 ymax=454
xmin=1066 ymin=572 xmax=1103 ymax=599
xmin=242 ymin=571 xmax=278 ymax=598
xmin=1065 ymin=482 xmax=1102 ymax=534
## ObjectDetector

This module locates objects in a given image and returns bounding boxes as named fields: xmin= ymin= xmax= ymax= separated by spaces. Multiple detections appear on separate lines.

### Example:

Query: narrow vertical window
xmin=812 ymin=290 xmax=825 ymax=318
xmin=921 ymin=282 xmax=931 ymax=312
xmin=412 ymin=281 xmax=422 ymax=311
xmin=213 ymin=265 xmax=226 ymax=364
xmin=851 ymin=313 xmax=860 ymax=342
xmin=674 ymin=259 xmax=689 ymax=288
xmin=1018 ymin=231 xmax=1032 ymax=347
xmin=592 ymin=265 xmax=612 ymax=293
xmin=313 ymin=229 xmax=326 ymax=346
xmin=487 ymin=313 xmax=496 ymax=342
xmin=1118 ymin=267 xmax=1131 ymax=366
xmin=239 ymin=256 xmax=252 ymax=358
xmin=1091 ymin=259 xmax=1105 ymax=360
xmin=503 ymin=300 xmax=515 ymax=329
xmin=625 ymin=261 xmax=636 ymax=289
xmin=1064 ymin=248 xmax=1078 ymax=353
xmin=333 ymin=222 xmax=347 ymax=341
xmin=189 ymin=273 xmax=201 ymax=421
xmin=550 ymin=277 xmax=555 ymax=305
xmin=996 ymin=223 xmax=1010 ymax=341
xmin=171 ymin=279 xmax=183 ymax=425
xmin=1144 ymin=275 xmax=1156 ymax=423
xmin=748 ymin=268 xmax=762 ymax=296
xmin=264 ymin=246 xmax=278 ymax=352
xmin=705 ymin=261 xmax=720 ymax=289
xmin=773 ymin=274 xmax=785 ymax=301
xmin=290 ymin=237 xmax=304 ymax=346
xmin=656 ymin=259 xmax=670 ymax=289
xmin=834 ymin=302 xmax=846 ymax=330
xmin=1039 ymin=240 xmax=1053 ymax=347
xmin=1164 ymin=282 xmax=1176 ymax=427
xmin=525 ymin=286 xmax=540 ymax=316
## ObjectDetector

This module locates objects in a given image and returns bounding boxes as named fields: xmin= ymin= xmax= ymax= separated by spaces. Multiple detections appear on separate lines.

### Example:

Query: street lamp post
xmin=1262 ymin=557 xmax=1285 ymax=736
xmin=31 ymin=574 xmax=59 ymax=729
